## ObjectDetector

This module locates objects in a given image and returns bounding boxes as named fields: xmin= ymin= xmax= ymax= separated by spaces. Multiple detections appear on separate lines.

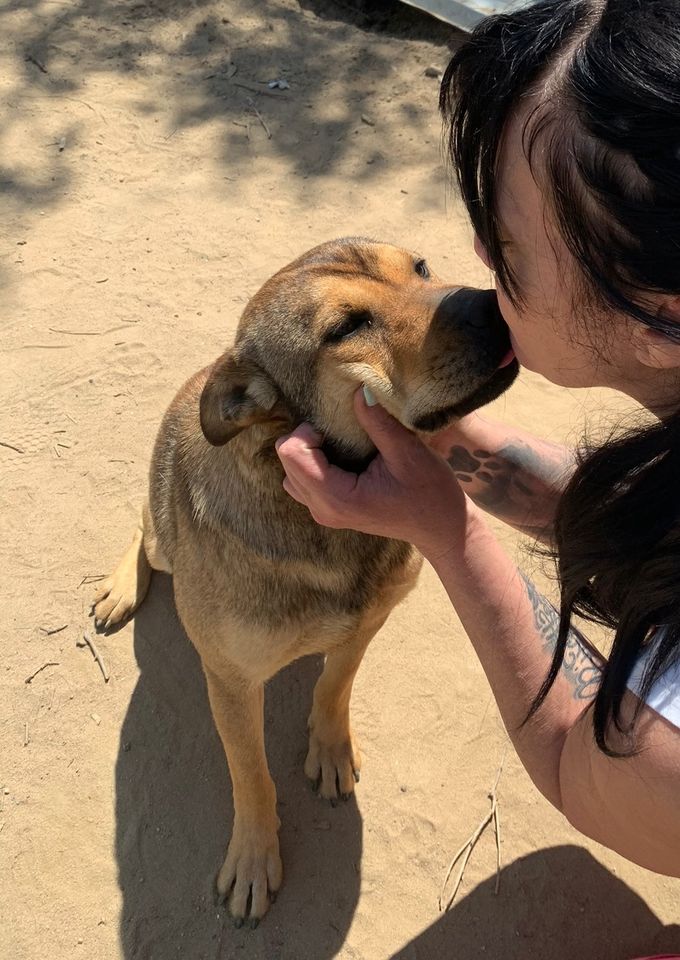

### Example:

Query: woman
xmin=276 ymin=0 xmax=680 ymax=893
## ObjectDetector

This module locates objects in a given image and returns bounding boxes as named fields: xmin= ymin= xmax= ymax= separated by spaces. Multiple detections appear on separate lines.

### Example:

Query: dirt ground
xmin=1 ymin=1 xmax=679 ymax=958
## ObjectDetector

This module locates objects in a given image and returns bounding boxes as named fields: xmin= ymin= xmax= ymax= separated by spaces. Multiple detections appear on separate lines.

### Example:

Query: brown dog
xmin=93 ymin=238 xmax=517 ymax=925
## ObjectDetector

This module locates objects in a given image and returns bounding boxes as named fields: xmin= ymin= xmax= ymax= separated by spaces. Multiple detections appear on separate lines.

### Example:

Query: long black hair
xmin=440 ymin=0 xmax=680 ymax=753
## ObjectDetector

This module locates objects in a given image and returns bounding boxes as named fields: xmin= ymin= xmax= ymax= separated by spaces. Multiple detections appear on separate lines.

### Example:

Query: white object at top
xmin=399 ymin=0 xmax=530 ymax=30
xmin=627 ymin=630 xmax=680 ymax=730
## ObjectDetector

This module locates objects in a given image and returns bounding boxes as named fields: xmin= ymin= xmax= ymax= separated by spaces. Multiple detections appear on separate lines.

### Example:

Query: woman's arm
xmin=425 ymin=497 xmax=601 ymax=807
xmin=415 ymin=494 xmax=680 ymax=873
xmin=428 ymin=412 xmax=575 ymax=544
xmin=276 ymin=392 xmax=680 ymax=874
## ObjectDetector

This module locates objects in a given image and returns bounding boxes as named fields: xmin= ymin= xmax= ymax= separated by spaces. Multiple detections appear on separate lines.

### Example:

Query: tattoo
xmin=519 ymin=572 xmax=602 ymax=702
xmin=448 ymin=440 xmax=572 ymax=539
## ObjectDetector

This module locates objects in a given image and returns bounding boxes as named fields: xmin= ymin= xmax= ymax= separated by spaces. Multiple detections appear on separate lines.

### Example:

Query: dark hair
xmin=440 ymin=0 xmax=680 ymax=753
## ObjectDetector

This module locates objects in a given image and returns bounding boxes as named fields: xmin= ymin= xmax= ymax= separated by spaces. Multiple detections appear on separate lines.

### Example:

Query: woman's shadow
xmin=115 ymin=573 xmax=362 ymax=960
xmin=391 ymin=845 xmax=680 ymax=960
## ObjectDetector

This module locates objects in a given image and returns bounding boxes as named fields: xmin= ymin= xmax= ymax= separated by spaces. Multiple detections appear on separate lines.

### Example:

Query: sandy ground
xmin=1 ymin=1 xmax=679 ymax=958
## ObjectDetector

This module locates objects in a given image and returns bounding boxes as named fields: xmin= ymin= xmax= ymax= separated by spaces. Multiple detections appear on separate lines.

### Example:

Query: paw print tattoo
xmin=448 ymin=443 xmax=536 ymax=511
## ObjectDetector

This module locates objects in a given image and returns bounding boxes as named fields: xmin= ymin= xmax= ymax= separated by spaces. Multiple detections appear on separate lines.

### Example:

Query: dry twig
xmin=78 ymin=632 xmax=109 ymax=682
xmin=247 ymin=98 xmax=272 ymax=139
xmin=439 ymin=751 xmax=506 ymax=912
xmin=78 ymin=574 xmax=107 ymax=587
xmin=26 ymin=54 xmax=47 ymax=73
xmin=0 ymin=440 xmax=24 ymax=454
xmin=232 ymin=79 xmax=286 ymax=99
xmin=25 ymin=662 xmax=60 ymax=684
xmin=39 ymin=624 xmax=68 ymax=636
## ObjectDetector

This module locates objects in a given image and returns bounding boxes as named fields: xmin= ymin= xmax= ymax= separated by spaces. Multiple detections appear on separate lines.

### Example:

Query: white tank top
xmin=627 ymin=629 xmax=680 ymax=729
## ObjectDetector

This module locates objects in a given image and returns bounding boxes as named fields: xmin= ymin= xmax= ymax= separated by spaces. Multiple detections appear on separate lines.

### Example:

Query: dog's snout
xmin=435 ymin=287 xmax=510 ymax=364
xmin=439 ymin=287 xmax=505 ymax=334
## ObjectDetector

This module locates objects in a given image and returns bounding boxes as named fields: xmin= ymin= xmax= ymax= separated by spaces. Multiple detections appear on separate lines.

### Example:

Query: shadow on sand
xmin=391 ymin=845 xmax=680 ymax=960
xmin=115 ymin=572 xmax=362 ymax=960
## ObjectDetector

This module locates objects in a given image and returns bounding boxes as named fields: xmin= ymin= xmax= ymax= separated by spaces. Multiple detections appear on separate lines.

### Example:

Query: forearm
xmin=441 ymin=413 xmax=575 ymax=543
xmin=428 ymin=502 xmax=602 ymax=809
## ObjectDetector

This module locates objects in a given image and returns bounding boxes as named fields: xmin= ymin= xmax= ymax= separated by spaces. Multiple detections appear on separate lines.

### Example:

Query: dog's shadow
xmin=116 ymin=573 xmax=362 ymax=959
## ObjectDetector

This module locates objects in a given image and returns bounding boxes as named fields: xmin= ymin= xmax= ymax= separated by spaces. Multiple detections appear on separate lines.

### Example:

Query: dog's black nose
xmin=437 ymin=287 xmax=510 ymax=353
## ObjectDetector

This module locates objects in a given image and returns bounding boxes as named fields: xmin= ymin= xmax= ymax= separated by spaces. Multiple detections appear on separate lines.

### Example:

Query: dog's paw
xmin=217 ymin=821 xmax=282 ymax=925
xmin=305 ymin=722 xmax=361 ymax=802
xmin=92 ymin=552 xmax=150 ymax=630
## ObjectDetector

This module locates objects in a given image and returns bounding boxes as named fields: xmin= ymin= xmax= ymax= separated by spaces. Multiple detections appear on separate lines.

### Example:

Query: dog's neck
xmin=285 ymin=406 xmax=377 ymax=474
xmin=241 ymin=423 xmax=376 ymax=477
xmin=320 ymin=437 xmax=377 ymax=474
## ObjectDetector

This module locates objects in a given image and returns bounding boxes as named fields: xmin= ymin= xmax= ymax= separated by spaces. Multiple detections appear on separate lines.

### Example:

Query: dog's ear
xmin=199 ymin=351 xmax=290 ymax=446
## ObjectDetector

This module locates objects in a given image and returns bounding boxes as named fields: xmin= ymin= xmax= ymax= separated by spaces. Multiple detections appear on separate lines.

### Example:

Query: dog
xmin=93 ymin=237 xmax=518 ymax=925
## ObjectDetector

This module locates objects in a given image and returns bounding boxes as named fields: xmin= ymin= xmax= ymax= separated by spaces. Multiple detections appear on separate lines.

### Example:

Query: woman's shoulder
xmin=558 ymin=690 xmax=680 ymax=878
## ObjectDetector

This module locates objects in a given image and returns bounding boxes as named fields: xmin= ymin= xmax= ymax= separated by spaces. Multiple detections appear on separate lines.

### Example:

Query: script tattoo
xmin=520 ymin=572 xmax=602 ymax=702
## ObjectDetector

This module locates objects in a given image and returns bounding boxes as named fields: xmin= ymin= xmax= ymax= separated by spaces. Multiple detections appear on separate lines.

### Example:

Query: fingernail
xmin=362 ymin=385 xmax=377 ymax=406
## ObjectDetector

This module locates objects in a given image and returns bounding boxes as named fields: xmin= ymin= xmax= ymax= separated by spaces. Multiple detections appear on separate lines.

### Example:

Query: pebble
xmin=425 ymin=65 xmax=442 ymax=78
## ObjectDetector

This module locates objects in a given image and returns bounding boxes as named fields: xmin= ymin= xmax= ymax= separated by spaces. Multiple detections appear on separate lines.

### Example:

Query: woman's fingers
xmin=276 ymin=426 xmax=360 ymax=527
xmin=353 ymin=388 xmax=422 ymax=472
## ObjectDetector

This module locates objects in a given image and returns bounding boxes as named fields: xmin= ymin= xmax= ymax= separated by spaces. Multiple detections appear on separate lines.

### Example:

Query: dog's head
xmin=200 ymin=238 xmax=519 ymax=465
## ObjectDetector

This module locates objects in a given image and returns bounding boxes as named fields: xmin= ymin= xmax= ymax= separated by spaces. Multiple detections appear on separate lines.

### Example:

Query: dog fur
xmin=93 ymin=238 xmax=517 ymax=924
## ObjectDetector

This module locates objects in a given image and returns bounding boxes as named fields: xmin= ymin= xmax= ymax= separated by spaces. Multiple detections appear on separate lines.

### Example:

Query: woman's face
xmin=474 ymin=109 xmax=623 ymax=390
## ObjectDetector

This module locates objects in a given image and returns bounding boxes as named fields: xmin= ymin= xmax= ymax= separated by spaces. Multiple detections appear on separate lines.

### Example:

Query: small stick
xmin=26 ymin=54 xmax=48 ymax=73
xmin=439 ymin=751 xmax=506 ymax=912
xmin=25 ymin=662 xmax=60 ymax=684
xmin=232 ymin=79 xmax=287 ymax=99
xmin=39 ymin=624 xmax=68 ymax=636
xmin=78 ymin=574 xmax=107 ymax=587
xmin=24 ymin=722 xmax=30 ymax=746
xmin=64 ymin=413 xmax=77 ymax=424
xmin=439 ymin=806 xmax=495 ymax=911
xmin=79 ymin=632 xmax=109 ymax=682
xmin=48 ymin=325 xmax=135 ymax=336
xmin=247 ymin=97 xmax=271 ymax=138
xmin=493 ymin=804 xmax=502 ymax=895
xmin=0 ymin=441 xmax=24 ymax=454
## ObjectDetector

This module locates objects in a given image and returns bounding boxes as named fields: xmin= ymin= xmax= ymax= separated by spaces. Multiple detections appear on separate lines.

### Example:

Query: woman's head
xmin=440 ymin=0 xmax=680 ymax=755
xmin=440 ymin=0 xmax=680 ymax=409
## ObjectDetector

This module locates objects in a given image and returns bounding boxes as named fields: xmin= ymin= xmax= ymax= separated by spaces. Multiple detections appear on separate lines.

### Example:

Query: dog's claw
xmin=353 ymin=770 xmax=360 ymax=783
xmin=234 ymin=917 xmax=244 ymax=929
xmin=249 ymin=918 xmax=260 ymax=930
xmin=269 ymin=892 xmax=277 ymax=905
xmin=341 ymin=792 xmax=350 ymax=802
xmin=330 ymin=797 xmax=338 ymax=808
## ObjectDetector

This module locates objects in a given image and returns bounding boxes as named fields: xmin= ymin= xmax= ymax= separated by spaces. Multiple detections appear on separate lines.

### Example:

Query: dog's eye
xmin=325 ymin=311 xmax=372 ymax=344
xmin=414 ymin=258 xmax=430 ymax=279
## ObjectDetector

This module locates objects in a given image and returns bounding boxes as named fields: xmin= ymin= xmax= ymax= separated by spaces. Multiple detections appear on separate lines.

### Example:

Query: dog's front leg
xmin=305 ymin=621 xmax=385 ymax=802
xmin=203 ymin=663 xmax=282 ymax=926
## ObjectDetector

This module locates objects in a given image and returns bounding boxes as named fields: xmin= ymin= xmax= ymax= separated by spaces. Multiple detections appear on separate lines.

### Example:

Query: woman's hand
xmin=275 ymin=387 xmax=474 ymax=560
